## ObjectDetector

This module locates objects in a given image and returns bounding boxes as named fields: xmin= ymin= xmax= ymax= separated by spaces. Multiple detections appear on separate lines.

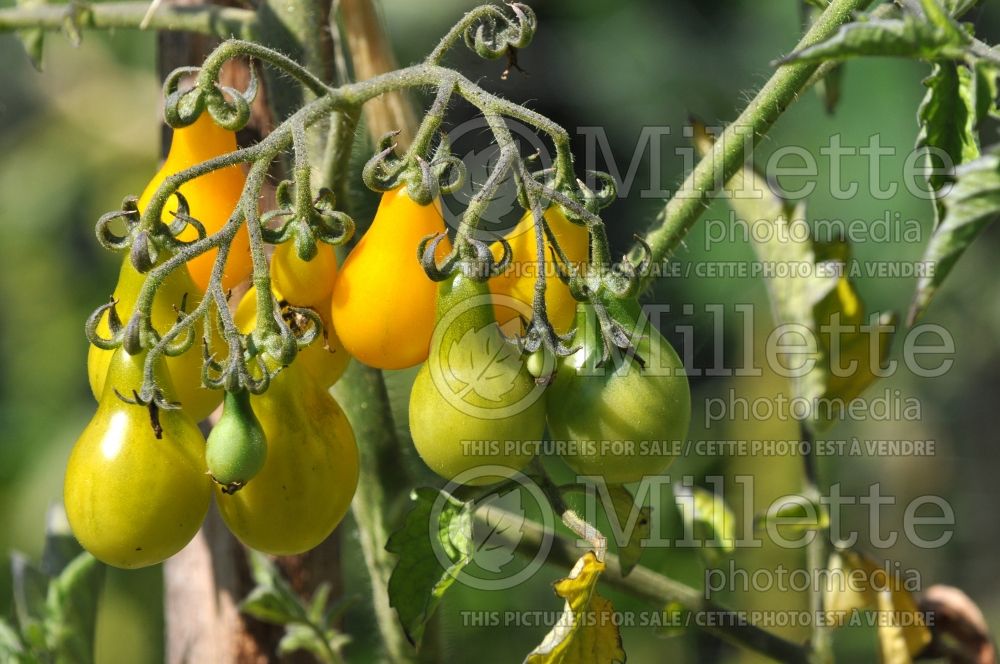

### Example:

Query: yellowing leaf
xmin=525 ymin=553 xmax=625 ymax=664
xmin=674 ymin=484 xmax=735 ymax=563
xmin=877 ymin=589 xmax=913 ymax=664
xmin=822 ymin=549 xmax=931 ymax=658
xmin=823 ymin=550 xmax=876 ymax=626
xmin=692 ymin=122 xmax=896 ymax=430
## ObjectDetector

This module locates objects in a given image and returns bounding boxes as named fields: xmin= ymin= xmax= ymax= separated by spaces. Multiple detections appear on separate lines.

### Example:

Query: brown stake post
xmin=159 ymin=1 xmax=343 ymax=661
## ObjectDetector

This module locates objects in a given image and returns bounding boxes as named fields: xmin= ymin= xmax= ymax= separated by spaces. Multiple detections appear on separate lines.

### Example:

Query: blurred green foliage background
xmin=1 ymin=0 xmax=999 ymax=662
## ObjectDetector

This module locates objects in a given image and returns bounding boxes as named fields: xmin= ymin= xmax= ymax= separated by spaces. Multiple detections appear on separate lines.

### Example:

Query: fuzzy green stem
xmin=198 ymin=39 xmax=332 ymax=99
xmin=403 ymin=79 xmax=456 ymax=163
xmin=530 ymin=460 xmax=607 ymax=562
xmin=425 ymin=5 xmax=501 ymax=64
xmin=0 ymin=1 xmax=257 ymax=38
xmin=244 ymin=160 xmax=282 ymax=343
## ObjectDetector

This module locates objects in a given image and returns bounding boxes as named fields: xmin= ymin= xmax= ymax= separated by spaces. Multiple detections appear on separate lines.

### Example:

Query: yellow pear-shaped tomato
xmin=88 ymin=257 xmax=222 ymax=421
xmin=65 ymin=348 xmax=211 ymax=569
xmin=409 ymin=272 xmax=544 ymax=485
xmin=138 ymin=113 xmax=250 ymax=291
xmin=489 ymin=207 xmax=589 ymax=334
xmin=235 ymin=287 xmax=350 ymax=389
xmin=215 ymin=361 xmax=359 ymax=555
xmin=330 ymin=187 xmax=451 ymax=370
xmin=271 ymin=241 xmax=338 ymax=309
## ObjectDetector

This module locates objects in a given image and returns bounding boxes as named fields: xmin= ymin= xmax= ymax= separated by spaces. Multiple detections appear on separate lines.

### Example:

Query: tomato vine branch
xmin=480 ymin=506 xmax=810 ymax=664
xmin=0 ymin=1 xmax=257 ymax=40
xmin=97 ymin=13 xmax=626 ymax=400
xmin=531 ymin=461 xmax=608 ymax=562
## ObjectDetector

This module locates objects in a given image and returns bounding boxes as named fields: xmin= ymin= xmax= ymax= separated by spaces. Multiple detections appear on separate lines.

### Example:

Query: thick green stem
xmin=321 ymin=108 xmax=361 ymax=204
xmin=324 ymin=4 xmax=416 ymax=659
xmin=801 ymin=425 xmax=831 ymax=662
xmin=530 ymin=460 xmax=607 ymax=562
xmin=256 ymin=0 xmax=333 ymax=120
xmin=638 ymin=0 xmax=873 ymax=281
xmin=331 ymin=363 xmax=414 ymax=664
xmin=0 ymin=1 xmax=256 ymax=38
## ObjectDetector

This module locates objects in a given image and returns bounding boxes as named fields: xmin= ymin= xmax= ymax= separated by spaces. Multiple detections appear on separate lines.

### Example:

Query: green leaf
xmin=13 ymin=0 xmax=47 ymax=70
xmin=601 ymin=486 xmax=650 ymax=577
xmin=277 ymin=624 xmax=349 ymax=664
xmin=246 ymin=547 xmax=274 ymax=588
xmin=239 ymin=552 xmax=350 ymax=663
xmin=918 ymin=0 xmax=966 ymax=40
xmin=673 ymin=485 xmax=735 ymax=564
xmin=11 ymin=553 xmax=48 ymax=636
xmin=277 ymin=625 xmax=327 ymax=661
xmin=910 ymin=150 xmax=1000 ymax=323
xmin=307 ymin=582 xmax=332 ymax=625
xmin=941 ymin=0 xmax=980 ymax=15
xmin=470 ymin=489 xmax=522 ymax=574
xmin=755 ymin=495 xmax=830 ymax=535
xmin=917 ymin=62 xmax=980 ymax=225
xmin=386 ymin=488 xmax=474 ymax=645
xmin=973 ymin=61 xmax=999 ymax=123
xmin=44 ymin=552 xmax=104 ymax=664
xmin=654 ymin=602 xmax=689 ymax=640
xmin=780 ymin=7 xmax=971 ymax=65
xmin=0 ymin=618 xmax=26 ymax=656
xmin=816 ymin=62 xmax=845 ymax=114
xmin=240 ymin=587 xmax=307 ymax=625
xmin=242 ymin=551 xmax=308 ymax=625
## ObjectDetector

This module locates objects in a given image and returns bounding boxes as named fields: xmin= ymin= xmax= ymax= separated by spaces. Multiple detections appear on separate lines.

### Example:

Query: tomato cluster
xmin=407 ymin=209 xmax=691 ymax=487
xmin=69 ymin=118 xmax=359 ymax=569
xmin=69 ymin=114 xmax=691 ymax=569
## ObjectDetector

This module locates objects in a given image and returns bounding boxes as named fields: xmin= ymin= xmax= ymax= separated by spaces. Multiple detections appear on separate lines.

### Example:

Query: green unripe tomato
xmin=547 ymin=300 xmax=690 ymax=485
xmin=526 ymin=345 xmax=556 ymax=382
xmin=408 ymin=271 xmax=545 ymax=485
xmin=206 ymin=389 xmax=267 ymax=492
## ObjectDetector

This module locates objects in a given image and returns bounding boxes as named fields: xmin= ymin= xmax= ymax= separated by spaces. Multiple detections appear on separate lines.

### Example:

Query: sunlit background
xmin=1 ymin=0 xmax=999 ymax=661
